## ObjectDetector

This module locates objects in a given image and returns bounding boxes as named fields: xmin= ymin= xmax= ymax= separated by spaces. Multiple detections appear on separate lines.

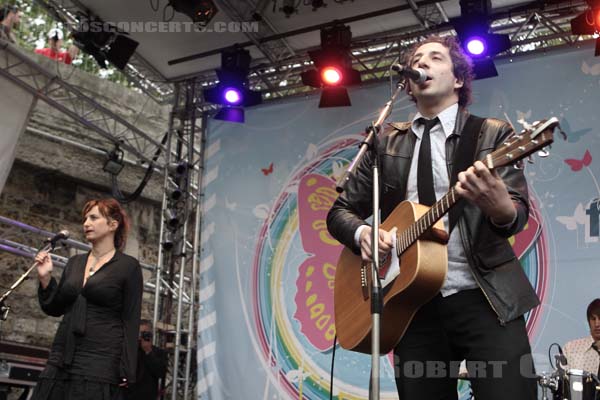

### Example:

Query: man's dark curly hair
xmin=403 ymin=35 xmax=475 ymax=107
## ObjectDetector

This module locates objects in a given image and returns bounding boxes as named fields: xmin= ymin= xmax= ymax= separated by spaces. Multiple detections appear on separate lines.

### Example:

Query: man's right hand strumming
xmin=35 ymin=251 xmax=53 ymax=289
xmin=358 ymin=226 xmax=394 ymax=263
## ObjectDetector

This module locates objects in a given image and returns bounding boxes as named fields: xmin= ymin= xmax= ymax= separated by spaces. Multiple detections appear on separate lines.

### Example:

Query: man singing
xmin=326 ymin=35 xmax=539 ymax=399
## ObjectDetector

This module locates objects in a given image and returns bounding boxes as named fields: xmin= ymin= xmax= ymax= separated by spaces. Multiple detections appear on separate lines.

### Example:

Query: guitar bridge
xmin=361 ymin=264 xmax=368 ymax=300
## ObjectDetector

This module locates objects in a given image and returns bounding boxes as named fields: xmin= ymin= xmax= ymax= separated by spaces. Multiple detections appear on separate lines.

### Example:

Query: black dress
xmin=31 ymin=251 xmax=143 ymax=400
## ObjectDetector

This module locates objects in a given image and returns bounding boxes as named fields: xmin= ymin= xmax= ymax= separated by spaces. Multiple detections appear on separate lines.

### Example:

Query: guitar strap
xmin=448 ymin=114 xmax=485 ymax=233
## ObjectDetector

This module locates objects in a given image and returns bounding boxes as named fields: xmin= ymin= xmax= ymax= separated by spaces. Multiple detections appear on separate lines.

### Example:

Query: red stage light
xmin=321 ymin=67 xmax=342 ymax=85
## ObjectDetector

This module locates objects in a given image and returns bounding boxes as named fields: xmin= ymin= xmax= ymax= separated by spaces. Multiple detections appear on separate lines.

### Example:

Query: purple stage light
xmin=223 ymin=88 xmax=242 ymax=105
xmin=466 ymin=37 xmax=486 ymax=56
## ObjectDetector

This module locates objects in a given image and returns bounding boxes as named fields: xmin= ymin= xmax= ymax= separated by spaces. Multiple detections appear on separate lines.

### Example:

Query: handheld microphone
xmin=391 ymin=64 xmax=430 ymax=84
xmin=46 ymin=230 xmax=70 ymax=248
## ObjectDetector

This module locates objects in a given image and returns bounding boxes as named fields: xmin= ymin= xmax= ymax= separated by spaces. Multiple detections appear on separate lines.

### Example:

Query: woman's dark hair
xmin=82 ymin=198 xmax=130 ymax=251
xmin=587 ymin=298 xmax=600 ymax=321
xmin=403 ymin=35 xmax=475 ymax=107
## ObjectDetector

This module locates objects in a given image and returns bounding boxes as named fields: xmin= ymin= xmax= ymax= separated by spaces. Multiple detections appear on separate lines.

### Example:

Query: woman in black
xmin=32 ymin=198 xmax=143 ymax=400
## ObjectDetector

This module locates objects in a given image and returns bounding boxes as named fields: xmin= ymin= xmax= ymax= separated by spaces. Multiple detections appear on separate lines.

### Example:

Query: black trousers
xmin=394 ymin=288 xmax=538 ymax=400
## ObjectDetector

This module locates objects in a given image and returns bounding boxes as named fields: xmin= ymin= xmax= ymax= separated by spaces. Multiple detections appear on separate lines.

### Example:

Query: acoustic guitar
xmin=334 ymin=117 xmax=560 ymax=354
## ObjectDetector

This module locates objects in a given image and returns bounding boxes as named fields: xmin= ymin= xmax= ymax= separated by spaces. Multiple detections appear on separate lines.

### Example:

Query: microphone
xmin=391 ymin=64 xmax=430 ymax=84
xmin=46 ymin=230 xmax=70 ymax=248
xmin=555 ymin=344 xmax=568 ymax=369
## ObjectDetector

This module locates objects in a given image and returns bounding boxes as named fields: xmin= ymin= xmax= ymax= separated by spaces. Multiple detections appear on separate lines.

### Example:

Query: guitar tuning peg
xmin=513 ymin=160 xmax=524 ymax=170
xmin=537 ymin=149 xmax=550 ymax=158
xmin=527 ymin=156 xmax=534 ymax=164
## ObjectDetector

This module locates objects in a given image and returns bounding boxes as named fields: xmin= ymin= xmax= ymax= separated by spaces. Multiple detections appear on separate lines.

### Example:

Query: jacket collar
xmin=388 ymin=107 xmax=470 ymax=135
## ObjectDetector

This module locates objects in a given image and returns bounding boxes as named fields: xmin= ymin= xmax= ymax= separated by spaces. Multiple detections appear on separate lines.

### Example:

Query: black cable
xmin=329 ymin=335 xmax=337 ymax=400
xmin=110 ymin=132 xmax=168 ymax=204
xmin=549 ymin=342 xmax=560 ymax=369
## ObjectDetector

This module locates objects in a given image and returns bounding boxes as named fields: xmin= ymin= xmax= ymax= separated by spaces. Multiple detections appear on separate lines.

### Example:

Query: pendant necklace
xmin=89 ymin=249 xmax=114 ymax=276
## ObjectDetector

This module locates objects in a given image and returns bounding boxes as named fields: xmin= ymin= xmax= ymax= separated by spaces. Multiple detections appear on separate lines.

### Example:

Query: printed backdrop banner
xmin=198 ymin=44 xmax=600 ymax=400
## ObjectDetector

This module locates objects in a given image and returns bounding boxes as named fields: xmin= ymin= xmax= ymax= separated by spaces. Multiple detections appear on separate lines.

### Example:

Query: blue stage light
xmin=466 ymin=37 xmax=486 ymax=56
xmin=224 ymin=88 xmax=242 ymax=105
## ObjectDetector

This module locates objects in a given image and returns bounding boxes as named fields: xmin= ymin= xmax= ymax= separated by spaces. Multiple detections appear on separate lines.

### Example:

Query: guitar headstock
xmin=488 ymin=117 xmax=560 ymax=169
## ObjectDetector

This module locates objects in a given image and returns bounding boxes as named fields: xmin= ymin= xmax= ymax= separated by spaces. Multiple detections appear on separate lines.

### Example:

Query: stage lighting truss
xmin=202 ymin=48 xmax=263 ymax=123
xmin=570 ymin=0 xmax=600 ymax=56
xmin=300 ymin=24 xmax=362 ymax=107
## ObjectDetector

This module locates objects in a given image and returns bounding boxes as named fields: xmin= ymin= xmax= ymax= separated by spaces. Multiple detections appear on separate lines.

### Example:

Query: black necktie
xmin=417 ymin=117 xmax=439 ymax=206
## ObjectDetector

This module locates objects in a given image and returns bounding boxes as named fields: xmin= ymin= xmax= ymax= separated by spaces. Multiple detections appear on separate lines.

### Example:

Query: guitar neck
xmin=396 ymin=187 xmax=460 ymax=254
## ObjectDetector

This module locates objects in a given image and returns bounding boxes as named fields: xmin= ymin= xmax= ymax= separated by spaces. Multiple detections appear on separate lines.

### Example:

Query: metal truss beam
xmin=407 ymin=0 xmax=449 ymax=28
xmin=0 ymin=40 xmax=167 ymax=168
xmin=215 ymin=0 xmax=297 ymax=64
xmin=189 ymin=0 xmax=591 ymax=109
xmin=153 ymin=80 xmax=203 ymax=400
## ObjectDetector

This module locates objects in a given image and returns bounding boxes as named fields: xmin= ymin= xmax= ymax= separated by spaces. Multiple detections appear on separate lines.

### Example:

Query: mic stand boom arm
xmin=0 ymin=241 xmax=55 ymax=321
xmin=335 ymin=79 xmax=406 ymax=400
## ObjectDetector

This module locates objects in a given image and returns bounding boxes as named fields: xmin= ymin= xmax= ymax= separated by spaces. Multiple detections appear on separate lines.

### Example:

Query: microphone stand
xmin=0 ymin=239 xmax=59 ymax=321
xmin=336 ymin=79 xmax=406 ymax=400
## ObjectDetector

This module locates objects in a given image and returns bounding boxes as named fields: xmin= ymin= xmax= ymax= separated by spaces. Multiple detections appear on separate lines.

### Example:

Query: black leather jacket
xmin=326 ymin=108 xmax=540 ymax=324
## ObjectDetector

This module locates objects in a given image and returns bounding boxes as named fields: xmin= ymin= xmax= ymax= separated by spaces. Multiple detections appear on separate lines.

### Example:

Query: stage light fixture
xmin=72 ymin=14 xmax=139 ymax=70
xmin=570 ymin=0 xmax=600 ymax=56
xmin=453 ymin=0 xmax=511 ymax=79
xmin=223 ymin=88 xmax=242 ymax=105
xmin=164 ymin=208 xmax=180 ymax=230
xmin=466 ymin=37 xmax=486 ymax=56
xmin=161 ymin=230 xmax=175 ymax=251
xmin=321 ymin=66 xmax=342 ymax=85
xmin=169 ymin=0 xmax=218 ymax=25
xmin=311 ymin=0 xmax=326 ymax=10
xmin=300 ymin=24 xmax=362 ymax=107
xmin=202 ymin=48 xmax=262 ymax=123
xmin=281 ymin=0 xmax=297 ymax=17
xmin=103 ymin=146 xmax=125 ymax=175
xmin=168 ymin=185 xmax=183 ymax=201
xmin=168 ymin=161 xmax=189 ymax=177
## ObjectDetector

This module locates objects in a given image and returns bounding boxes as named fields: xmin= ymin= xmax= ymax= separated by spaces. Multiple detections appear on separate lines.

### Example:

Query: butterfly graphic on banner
xmin=560 ymin=118 xmax=592 ymax=144
xmin=293 ymin=173 xmax=342 ymax=352
xmin=565 ymin=150 xmax=592 ymax=172
xmin=582 ymin=60 xmax=600 ymax=76
xmin=261 ymin=162 xmax=274 ymax=176
xmin=556 ymin=203 xmax=587 ymax=230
